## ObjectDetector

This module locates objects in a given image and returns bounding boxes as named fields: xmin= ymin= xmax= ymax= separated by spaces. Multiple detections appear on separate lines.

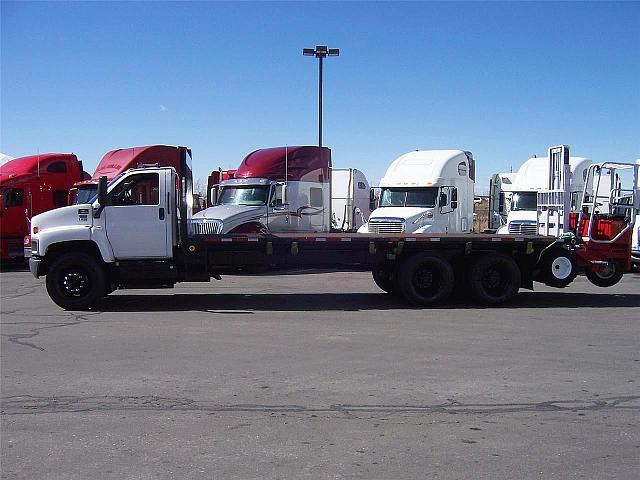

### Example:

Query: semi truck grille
xmin=368 ymin=219 xmax=406 ymax=234
xmin=190 ymin=219 xmax=224 ymax=235
xmin=508 ymin=222 xmax=537 ymax=235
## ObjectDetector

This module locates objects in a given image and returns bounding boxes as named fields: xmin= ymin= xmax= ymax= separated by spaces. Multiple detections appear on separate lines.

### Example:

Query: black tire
xmin=396 ymin=253 xmax=454 ymax=306
xmin=585 ymin=261 xmax=624 ymax=287
xmin=372 ymin=267 xmax=398 ymax=294
xmin=45 ymin=252 xmax=107 ymax=310
xmin=540 ymin=250 xmax=577 ymax=288
xmin=469 ymin=254 xmax=521 ymax=305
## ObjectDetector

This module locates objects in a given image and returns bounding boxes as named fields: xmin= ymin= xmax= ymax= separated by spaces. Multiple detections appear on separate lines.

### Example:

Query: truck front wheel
xmin=396 ymin=253 xmax=454 ymax=306
xmin=585 ymin=261 xmax=624 ymax=287
xmin=45 ymin=252 xmax=107 ymax=310
xmin=469 ymin=254 xmax=521 ymax=305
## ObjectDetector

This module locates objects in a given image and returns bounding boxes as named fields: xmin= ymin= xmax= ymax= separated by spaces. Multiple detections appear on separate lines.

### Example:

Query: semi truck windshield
xmin=511 ymin=192 xmax=537 ymax=211
xmin=218 ymin=186 xmax=269 ymax=206
xmin=380 ymin=188 xmax=438 ymax=207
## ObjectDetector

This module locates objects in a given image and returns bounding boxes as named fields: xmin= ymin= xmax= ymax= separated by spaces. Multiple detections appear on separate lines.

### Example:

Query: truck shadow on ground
xmin=94 ymin=291 xmax=640 ymax=313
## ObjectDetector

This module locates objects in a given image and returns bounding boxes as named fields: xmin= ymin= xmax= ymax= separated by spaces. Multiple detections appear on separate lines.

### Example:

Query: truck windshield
xmin=74 ymin=186 xmax=98 ymax=204
xmin=511 ymin=192 xmax=538 ymax=211
xmin=380 ymin=188 xmax=438 ymax=207
xmin=218 ymin=186 xmax=269 ymax=206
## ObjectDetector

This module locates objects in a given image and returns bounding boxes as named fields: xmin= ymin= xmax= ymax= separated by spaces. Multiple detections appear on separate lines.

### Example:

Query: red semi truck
xmin=68 ymin=145 xmax=186 ymax=205
xmin=25 ymin=146 xmax=638 ymax=310
xmin=0 ymin=153 xmax=88 ymax=262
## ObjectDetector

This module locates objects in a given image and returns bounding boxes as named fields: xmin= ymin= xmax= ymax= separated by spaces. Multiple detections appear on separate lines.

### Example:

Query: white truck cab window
xmin=111 ymin=173 xmax=159 ymax=206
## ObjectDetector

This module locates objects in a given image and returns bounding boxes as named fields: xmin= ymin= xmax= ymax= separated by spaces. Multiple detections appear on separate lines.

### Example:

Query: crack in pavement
xmin=2 ymin=394 xmax=638 ymax=416
xmin=0 ymin=312 xmax=102 ymax=351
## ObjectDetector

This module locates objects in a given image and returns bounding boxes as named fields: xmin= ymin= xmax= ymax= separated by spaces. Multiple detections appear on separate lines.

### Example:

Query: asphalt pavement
xmin=1 ymin=267 xmax=639 ymax=479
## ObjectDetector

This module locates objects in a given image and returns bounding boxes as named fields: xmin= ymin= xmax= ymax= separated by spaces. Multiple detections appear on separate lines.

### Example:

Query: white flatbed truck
xmin=26 ymin=146 xmax=637 ymax=310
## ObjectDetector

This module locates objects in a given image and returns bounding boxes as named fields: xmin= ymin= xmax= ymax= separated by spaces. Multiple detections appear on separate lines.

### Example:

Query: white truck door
xmin=103 ymin=171 xmax=171 ymax=259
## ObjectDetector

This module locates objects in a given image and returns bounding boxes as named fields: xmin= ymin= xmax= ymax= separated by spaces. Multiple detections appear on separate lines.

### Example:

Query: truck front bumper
xmin=29 ymin=257 xmax=42 ymax=278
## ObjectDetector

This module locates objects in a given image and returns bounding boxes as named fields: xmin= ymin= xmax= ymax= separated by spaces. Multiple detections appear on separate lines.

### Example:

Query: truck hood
xmin=193 ymin=204 xmax=266 ymax=233
xmin=368 ymin=206 xmax=433 ymax=224
xmin=31 ymin=204 xmax=93 ymax=233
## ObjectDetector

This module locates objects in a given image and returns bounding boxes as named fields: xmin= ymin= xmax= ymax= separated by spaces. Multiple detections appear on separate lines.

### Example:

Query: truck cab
xmin=359 ymin=150 xmax=475 ymax=234
xmin=1 ymin=153 xmax=86 ymax=261
xmin=497 ymin=156 xmax=591 ymax=235
xmin=192 ymin=146 xmax=331 ymax=234
xmin=68 ymin=145 xmax=186 ymax=206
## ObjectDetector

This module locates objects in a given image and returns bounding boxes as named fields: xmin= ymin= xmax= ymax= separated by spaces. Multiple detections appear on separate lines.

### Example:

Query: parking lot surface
xmin=1 ymin=268 xmax=639 ymax=479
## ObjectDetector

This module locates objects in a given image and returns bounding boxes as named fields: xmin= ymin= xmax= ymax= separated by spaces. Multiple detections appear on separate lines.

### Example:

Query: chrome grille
xmin=368 ymin=219 xmax=405 ymax=234
xmin=189 ymin=219 xmax=224 ymax=235
xmin=508 ymin=221 xmax=537 ymax=235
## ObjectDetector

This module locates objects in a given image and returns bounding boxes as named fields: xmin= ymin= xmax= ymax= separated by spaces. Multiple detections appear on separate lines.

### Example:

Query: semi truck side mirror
xmin=93 ymin=176 xmax=108 ymax=218
xmin=439 ymin=192 xmax=448 ymax=207
xmin=369 ymin=188 xmax=378 ymax=211
xmin=272 ymin=183 xmax=288 ymax=210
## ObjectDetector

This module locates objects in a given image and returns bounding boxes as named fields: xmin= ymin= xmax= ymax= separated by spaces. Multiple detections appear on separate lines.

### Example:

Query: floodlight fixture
xmin=302 ymin=45 xmax=340 ymax=146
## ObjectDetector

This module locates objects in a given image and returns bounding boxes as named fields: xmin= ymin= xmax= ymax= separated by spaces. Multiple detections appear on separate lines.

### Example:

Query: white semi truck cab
xmin=497 ymin=155 xmax=591 ymax=235
xmin=359 ymin=150 xmax=475 ymax=234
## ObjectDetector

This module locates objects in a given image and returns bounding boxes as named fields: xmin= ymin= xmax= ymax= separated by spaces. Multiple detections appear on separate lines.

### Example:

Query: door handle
xmin=159 ymin=207 xmax=165 ymax=220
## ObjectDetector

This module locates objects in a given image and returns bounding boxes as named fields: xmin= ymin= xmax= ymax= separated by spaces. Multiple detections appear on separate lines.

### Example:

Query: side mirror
xmin=93 ymin=176 xmax=108 ymax=218
xmin=439 ymin=193 xmax=448 ymax=207
xmin=210 ymin=187 xmax=219 ymax=207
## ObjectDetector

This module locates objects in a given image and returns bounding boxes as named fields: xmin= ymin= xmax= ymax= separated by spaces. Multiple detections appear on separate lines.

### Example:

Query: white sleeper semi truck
xmin=359 ymin=150 xmax=475 ymax=234
xmin=25 ymin=145 xmax=638 ymax=311
xmin=497 ymin=155 xmax=592 ymax=235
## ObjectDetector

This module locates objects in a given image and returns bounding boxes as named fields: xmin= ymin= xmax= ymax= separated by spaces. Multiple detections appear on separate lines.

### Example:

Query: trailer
xmin=26 ymin=146 xmax=638 ymax=310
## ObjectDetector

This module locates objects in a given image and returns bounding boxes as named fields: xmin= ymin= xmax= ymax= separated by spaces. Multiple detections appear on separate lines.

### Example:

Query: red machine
xmin=0 ymin=153 xmax=88 ymax=261
xmin=206 ymin=168 xmax=236 ymax=207
xmin=68 ymin=145 xmax=185 ymax=205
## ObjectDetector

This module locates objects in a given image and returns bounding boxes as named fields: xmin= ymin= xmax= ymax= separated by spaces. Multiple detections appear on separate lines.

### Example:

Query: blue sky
xmin=1 ymin=1 xmax=638 ymax=192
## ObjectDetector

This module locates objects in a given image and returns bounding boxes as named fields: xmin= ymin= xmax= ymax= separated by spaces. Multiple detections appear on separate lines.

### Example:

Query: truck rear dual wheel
xmin=372 ymin=267 xmax=398 ymax=295
xmin=396 ymin=253 xmax=454 ymax=306
xmin=586 ymin=261 xmax=624 ymax=287
xmin=45 ymin=252 xmax=107 ymax=310
xmin=469 ymin=254 xmax=521 ymax=305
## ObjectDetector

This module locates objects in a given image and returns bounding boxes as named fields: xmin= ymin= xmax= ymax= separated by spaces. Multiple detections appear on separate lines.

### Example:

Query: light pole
xmin=303 ymin=45 xmax=339 ymax=147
